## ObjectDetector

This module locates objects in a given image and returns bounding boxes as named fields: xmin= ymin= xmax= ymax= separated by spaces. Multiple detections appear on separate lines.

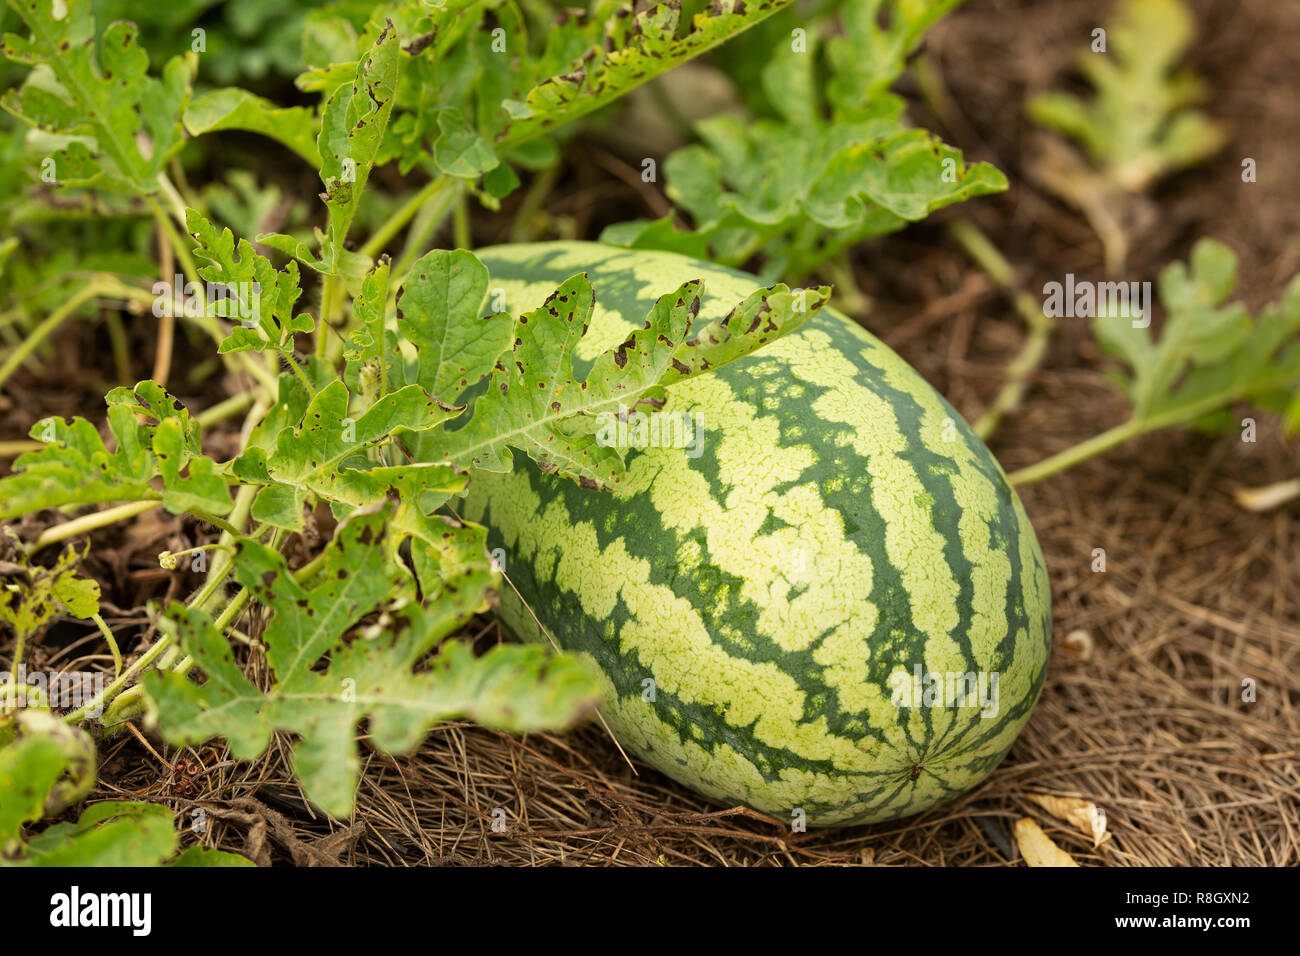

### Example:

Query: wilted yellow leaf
xmin=1027 ymin=793 xmax=1111 ymax=848
xmin=1014 ymin=817 xmax=1079 ymax=867
xmin=1234 ymin=479 xmax=1300 ymax=513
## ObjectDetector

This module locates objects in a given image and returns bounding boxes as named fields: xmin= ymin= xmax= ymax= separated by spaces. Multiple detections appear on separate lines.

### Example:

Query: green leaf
xmin=396 ymin=249 xmax=511 ymax=404
xmin=145 ymin=506 xmax=600 ymax=817
xmin=1096 ymin=239 xmax=1300 ymax=430
xmin=0 ymin=382 xmax=231 ymax=520
xmin=231 ymin=379 xmax=465 ymax=531
xmin=183 ymin=88 xmax=322 ymax=166
xmin=319 ymin=18 xmax=399 ymax=273
xmin=598 ymin=215 xmax=712 ymax=261
xmin=660 ymin=283 xmax=832 ymax=384
xmin=443 ymin=273 xmax=829 ymax=489
xmin=1027 ymin=0 xmax=1228 ymax=193
xmin=0 ymin=713 xmax=206 ymax=867
xmin=604 ymin=0 xmax=1006 ymax=278
xmin=826 ymin=0 xmax=962 ymax=113
xmin=343 ymin=253 xmax=402 ymax=400
xmin=0 ymin=0 xmax=192 ymax=195
xmin=0 ymin=735 xmax=68 ymax=843
xmin=14 ymin=802 xmax=177 ymax=866
xmin=0 ymin=536 xmax=100 ymax=646
xmin=185 ymin=209 xmax=313 ymax=354
xmin=432 ymin=107 xmax=499 ymax=179
xmin=498 ymin=0 xmax=793 ymax=150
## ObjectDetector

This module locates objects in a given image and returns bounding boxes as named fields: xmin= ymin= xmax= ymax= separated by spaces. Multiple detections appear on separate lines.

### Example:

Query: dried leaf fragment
xmin=1234 ymin=479 xmax=1300 ymax=513
xmin=1062 ymin=629 xmax=1095 ymax=662
xmin=1013 ymin=817 xmax=1080 ymax=867
xmin=1027 ymin=793 xmax=1111 ymax=848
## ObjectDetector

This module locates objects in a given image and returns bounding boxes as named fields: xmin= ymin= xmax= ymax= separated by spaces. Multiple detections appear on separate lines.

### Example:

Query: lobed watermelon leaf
xmin=603 ymin=0 xmax=1005 ymax=279
xmin=185 ymin=209 xmax=314 ymax=355
xmin=144 ymin=505 xmax=600 ymax=817
xmin=395 ymin=249 xmax=514 ymax=405
xmin=317 ymin=19 xmax=399 ymax=275
xmin=1026 ymin=0 xmax=1228 ymax=272
xmin=439 ymin=268 xmax=830 ymax=489
xmin=497 ymin=0 xmax=794 ymax=151
xmin=361 ymin=0 xmax=794 ymax=192
xmin=0 ymin=381 xmax=232 ymax=519
xmin=0 ymin=0 xmax=193 ymax=195
xmin=1027 ymin=0 xmax=1227 ymax=194
xmin=1095 ymin=239 xmax=1300 ymax=432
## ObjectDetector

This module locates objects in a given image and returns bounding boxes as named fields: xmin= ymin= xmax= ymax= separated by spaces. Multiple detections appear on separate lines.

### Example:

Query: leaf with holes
xmin=0 ymin=381 xmax=231 ymax=520
xmin=440 ymin=268 xmax=828 ymax=489
xmin=230 ymin=379 xmax=465 ymax=531
xmin=0 ymin=0 xmax=192 ymax=194
xmin=144 ymin=506 xmax=600 ymax=817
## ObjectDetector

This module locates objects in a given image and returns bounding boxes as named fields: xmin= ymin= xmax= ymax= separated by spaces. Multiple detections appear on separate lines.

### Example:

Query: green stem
xmin=0 ymin=282 xmax=103 ymax=392
xmin=453 ymin=191 xmax=471 ymax=250
xmin=91 ymin=612 xmax=123 ymax=677
xmin=62 ymin=628 xmax=174 ymax=725
xmin=197 ymin=482 xmax=257 ymax=612
xmin=147 ymin=196 xmax=201 ymax=287
xmin=31 ymin=501 xmax=160 ymax=552
xmin=185 ymin=509 xmax=243 ymax=539
xmin=155 ymin=172 xmax=190 ymax=227
xmin=317 ymin=273 xmax=337 ymax=359
xmin=1008 ymin=418 xmax=1144 ymax=486
xmin=195 ymin=391 xmax=258 ymax=430
xmin=284 ymin=350 xmax=318 ymax=396
xmin=946 ymin=219 xmax=1056 ymax=441
xmin=160 ymin=542 xmax=235 ymax=570
xmin=508 ymin=166 xmax=560 ymax=243
xmin=8 ymin=631 xmax=25 ymax=694
xmin=821 ymin=252 xmax=869 ymax=316
xmin=91 ymin=486 xmax=260 ymax=727
xmin=0 ymin=440 xmax=42 ymax=459
xmin=103 ymin=311 xmax=132 ymax=384
xmin=360 ymin=175 xmax=453 ymax=260
xmin=1006 ymin=382 xmax=1258 ymax=486
xmin=391 ymin=185 xmax=461 ymax=282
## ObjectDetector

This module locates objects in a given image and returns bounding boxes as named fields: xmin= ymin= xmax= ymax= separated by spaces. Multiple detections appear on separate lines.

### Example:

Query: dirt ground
xmin=3 ymin=0 xmax=1297 ymax=865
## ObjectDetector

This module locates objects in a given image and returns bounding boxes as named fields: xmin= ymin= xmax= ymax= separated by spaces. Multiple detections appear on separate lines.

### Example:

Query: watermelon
xmin=462 ymin=241 xmax=1052 ymax=826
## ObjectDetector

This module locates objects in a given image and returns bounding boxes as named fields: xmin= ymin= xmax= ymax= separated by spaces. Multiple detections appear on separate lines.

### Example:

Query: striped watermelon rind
xmin=462 ymin=242 xmax=1052 ymax=826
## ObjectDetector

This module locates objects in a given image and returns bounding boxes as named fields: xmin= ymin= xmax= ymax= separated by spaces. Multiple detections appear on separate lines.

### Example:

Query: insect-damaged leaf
xmin=144 ymin=506 xmax=600 ymax=817
xmin=396 ymin=249 xmax=513 ymax=405
xmin=0 ymin=0 xmax=192 ymax=195
xmin=231 ymin=379 xmax=464 ymax=531
xmin=0 ymin=534 xmax=99 ymax=643
xmin=498 ymin=1 xmax=793 ymax=150
xmin=440 ymin=272 xmax=828 ymax=489
xmin=0 ymin=381 xmax=231 ymax=519
xmin=318 ymin=19 xmax=399 ymax=274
